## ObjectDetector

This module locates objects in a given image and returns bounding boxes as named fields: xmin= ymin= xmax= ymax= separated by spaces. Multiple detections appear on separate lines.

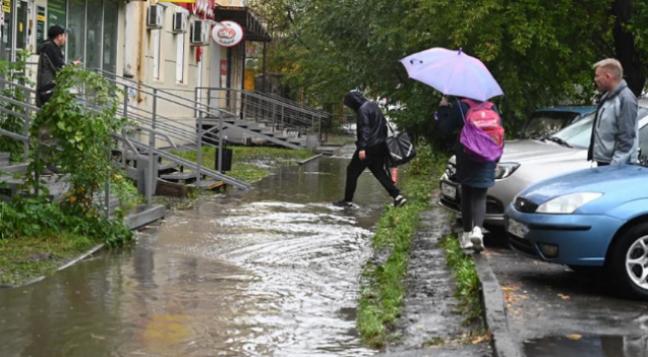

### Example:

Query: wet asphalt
xmin=483 ymin=241 xmax=648 ymax=356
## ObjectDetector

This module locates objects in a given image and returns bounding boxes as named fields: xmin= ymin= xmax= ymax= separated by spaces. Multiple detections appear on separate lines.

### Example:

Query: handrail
xmin=127 ymin=125 xmax=177 ymax=149
xmin=253 ymin=90 xmax=330 ymax=116
xmin=198 ymin=86 xmax=328 ymax=119
xmin=0 ymin=127 xmax=28 ymax=142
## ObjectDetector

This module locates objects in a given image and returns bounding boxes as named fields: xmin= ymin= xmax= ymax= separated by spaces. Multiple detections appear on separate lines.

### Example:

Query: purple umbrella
xmin=400 ymin=47 xmax=503 ymax=101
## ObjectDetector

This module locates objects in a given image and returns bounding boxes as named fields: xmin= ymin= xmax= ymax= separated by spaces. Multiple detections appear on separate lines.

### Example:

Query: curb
xmin=473 ymin=254 xmax=524 ymax=357
xmin=298 ymin=153 xmax=323 ymax=165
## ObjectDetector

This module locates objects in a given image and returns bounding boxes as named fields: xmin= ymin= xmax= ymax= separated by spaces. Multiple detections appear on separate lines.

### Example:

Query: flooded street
xmin=0 ymin=150 xmax=393 ymax=357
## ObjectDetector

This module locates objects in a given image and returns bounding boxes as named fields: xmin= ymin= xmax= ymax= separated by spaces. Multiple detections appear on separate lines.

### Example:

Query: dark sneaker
xmin=393 ymin=195 xmax=407 ymax=207
xmin=333 ymin=200 xmax=353 ymax=208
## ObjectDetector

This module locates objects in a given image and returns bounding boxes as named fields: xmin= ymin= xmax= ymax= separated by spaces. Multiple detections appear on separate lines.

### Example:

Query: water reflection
xmin=0 ymin=156 xmax=389 ymax=356
xmin=525 ymin=335 xmax=648 ymax=357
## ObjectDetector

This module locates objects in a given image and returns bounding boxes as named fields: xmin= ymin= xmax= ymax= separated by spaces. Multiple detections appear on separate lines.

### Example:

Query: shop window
xmin=102 ymin=0 xmax=118 ymax=74
xmin=86 ymin=0 xmax=103 ymax=70
xmin=67 ymin=0 xmax=86 ymax=63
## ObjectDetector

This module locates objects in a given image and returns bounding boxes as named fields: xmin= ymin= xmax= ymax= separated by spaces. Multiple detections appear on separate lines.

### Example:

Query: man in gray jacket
xmin=588 ymin=58 xmax=638 ymax=166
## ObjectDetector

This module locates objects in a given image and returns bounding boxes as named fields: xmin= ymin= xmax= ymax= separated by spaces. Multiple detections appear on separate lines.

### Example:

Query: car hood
xmin=447 ymin=139 xmax=582 ymax=166
xmin=521 ymin=165 xmax=648 ymax=205
xmin=499 ymin=139 xmax=583 ymax=163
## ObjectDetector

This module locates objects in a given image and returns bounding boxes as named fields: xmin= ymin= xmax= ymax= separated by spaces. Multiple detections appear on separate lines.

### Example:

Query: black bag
xmin=386 ymin=124 xmax=416 ymax=166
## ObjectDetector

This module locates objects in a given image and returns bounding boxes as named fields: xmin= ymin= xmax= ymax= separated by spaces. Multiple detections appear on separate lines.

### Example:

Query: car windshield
xmin=547 ymin=113 xmax=595 ymax=148
xmin=524 ymin=111 xmax=579 ymax=139
xmin=549 ymin=108 xmax=648 ymax=149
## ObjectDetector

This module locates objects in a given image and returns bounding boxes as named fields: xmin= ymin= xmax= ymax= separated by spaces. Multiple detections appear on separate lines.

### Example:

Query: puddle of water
xmin=0 ymin=156 xmax=392 ymax=357
xmin=525 ymin=335 xmax=648 ymax=357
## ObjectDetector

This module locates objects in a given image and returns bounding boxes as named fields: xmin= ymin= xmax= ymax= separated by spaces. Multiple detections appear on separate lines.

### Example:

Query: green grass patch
xmin=0 ymin=197 xmax=132 ymax=286
xmin=357 ymin=145 xmax=447 ymax=348
xmin=440 ymin=234 xmax=483 ymax=325
xmin=172 ymin=145 xmax=313 ymax=183
xmin=0 ymin=233 xmax=97 ymax=286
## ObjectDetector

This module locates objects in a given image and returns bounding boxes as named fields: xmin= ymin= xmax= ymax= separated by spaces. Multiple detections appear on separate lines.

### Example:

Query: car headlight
xmin=536 ymin=192 xmax=603 ymax=214
xmin=495 ymin=162 xmax=520 ymax=179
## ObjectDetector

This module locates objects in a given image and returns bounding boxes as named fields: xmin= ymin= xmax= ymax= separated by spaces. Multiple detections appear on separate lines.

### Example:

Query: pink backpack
xmin=459 ymin=99 xmax=504 ymax=162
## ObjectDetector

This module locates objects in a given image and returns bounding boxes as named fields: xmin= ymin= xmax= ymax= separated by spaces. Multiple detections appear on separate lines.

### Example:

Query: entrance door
xmin=0 ymin=0 xmax=13 ymax=61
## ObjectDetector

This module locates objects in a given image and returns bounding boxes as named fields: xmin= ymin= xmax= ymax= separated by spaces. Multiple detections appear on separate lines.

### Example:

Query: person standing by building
xmin=334 ymin=91 xmax=407 ymax=208
xmin=36 ymin=25 xmax=68 ymax=107
xmin=588 ymin=58 xmax=639 ymax=166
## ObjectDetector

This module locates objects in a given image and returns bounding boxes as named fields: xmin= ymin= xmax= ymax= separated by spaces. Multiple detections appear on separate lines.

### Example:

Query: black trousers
xmin=461 ymin=185 xmax=488 ymax=232
xmin=344 ymin=144 xmax=400 ymax=202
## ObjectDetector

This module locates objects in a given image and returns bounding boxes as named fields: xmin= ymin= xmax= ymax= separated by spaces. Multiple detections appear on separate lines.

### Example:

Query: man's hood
xmin=343 ymin=91 xmax=367 ymax=112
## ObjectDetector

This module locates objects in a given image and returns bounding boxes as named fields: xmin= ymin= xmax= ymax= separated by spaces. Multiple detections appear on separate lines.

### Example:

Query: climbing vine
xmin=29 ymin=66 xmax=129 ymax=213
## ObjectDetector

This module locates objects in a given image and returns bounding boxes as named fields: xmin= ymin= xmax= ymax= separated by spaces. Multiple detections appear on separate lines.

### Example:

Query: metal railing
xmin=0 ymin=76 xmax=251 ymax=218
xmin=196 ymin=87 xmax=328 ymax=140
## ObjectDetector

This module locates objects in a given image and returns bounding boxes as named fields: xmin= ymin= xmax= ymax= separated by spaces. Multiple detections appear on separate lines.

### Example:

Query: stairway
xmin=99 ymin=71 xmax=328 ymax=151
xmin=198 ymin=87 xmax=327 ymax=149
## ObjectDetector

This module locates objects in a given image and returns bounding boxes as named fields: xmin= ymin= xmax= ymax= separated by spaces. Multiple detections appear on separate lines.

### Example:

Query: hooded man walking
xmin=588 ymin=58 xmax=639 ymax=166
xmin=334 ymin=91 xmax=407 ymax=208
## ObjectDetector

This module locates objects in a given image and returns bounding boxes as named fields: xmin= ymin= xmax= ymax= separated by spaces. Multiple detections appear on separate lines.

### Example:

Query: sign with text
xmin=211 ymin=21 xmax=243 ymax=47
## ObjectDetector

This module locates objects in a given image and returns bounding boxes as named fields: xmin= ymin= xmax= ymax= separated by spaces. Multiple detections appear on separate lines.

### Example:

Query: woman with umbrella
xmin=401 ymin=48 xmax=505 ymax=252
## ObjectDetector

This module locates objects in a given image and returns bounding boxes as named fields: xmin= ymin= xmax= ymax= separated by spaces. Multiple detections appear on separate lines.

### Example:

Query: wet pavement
xmin=379 ymin=206 xmax=491 ymax=357
xmin=0 ymin=149 xmax=397 ymax=357
xmin=484 ymin=244 xmax=648 ymax=356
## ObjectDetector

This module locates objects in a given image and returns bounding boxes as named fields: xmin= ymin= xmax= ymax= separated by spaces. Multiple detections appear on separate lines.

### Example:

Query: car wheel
xmin=608 ymin=223 xmax=648 ymax=299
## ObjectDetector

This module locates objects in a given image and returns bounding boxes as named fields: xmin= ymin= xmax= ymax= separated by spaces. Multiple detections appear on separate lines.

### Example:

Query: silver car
xmin=439 ymin=105 xmax=648 ymax=230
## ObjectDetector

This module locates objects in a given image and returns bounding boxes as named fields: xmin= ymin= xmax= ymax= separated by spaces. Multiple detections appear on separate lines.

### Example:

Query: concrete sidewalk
xmin=378 ymin=204 xmax=491 ymax=356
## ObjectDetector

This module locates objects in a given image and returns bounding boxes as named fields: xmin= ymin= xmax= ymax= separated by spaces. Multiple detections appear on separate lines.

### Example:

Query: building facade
xmin=0 ymin=0 xmax=269 ymax=128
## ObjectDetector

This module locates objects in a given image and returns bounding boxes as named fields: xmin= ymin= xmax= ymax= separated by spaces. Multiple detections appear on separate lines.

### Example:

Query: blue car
xmin=506 ymin=164 xmax=648 ymax=298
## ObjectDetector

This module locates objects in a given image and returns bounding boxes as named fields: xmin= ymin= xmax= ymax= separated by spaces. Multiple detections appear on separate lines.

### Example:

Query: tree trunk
xmin=613 ymin=0 xmax=646 ymax=96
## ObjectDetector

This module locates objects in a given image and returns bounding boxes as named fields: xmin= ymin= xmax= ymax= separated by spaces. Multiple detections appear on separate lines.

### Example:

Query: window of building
xmin=102 ymin=0 xmax=118 ymax=74
xmin=66 ymin=0 xmax=86 ymax=63
xmin=85 ymin=0 xmax=103 ymax=70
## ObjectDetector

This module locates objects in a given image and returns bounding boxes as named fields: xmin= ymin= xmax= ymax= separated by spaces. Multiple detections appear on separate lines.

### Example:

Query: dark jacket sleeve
xmin=357 ymin=106 xmax=372 ymax=149
xmin=42 ymin=43 xmax=65 ymax=70
xmin=436 ymin=101 xmax=467 ymax=139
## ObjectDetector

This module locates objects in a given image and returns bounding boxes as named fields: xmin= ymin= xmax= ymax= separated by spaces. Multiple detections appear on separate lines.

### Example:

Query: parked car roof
xmin=533 ymin=106 xmax=596 ymax=115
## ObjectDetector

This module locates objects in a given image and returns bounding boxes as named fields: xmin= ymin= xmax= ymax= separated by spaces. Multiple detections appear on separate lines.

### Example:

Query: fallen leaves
xmin=566 ymin=334 xmax=582 ymax=341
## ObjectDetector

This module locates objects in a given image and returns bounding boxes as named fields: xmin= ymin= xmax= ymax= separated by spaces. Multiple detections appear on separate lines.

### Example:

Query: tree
xmin=253 ymin=0 xmax=647 ymax=141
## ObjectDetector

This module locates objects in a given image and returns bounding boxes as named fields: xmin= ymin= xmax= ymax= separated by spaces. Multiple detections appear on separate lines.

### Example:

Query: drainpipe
xmin=136 ymin=1 xmax=146 ymax=102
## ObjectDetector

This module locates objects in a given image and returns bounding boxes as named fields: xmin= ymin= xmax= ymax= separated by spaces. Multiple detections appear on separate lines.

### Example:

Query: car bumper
xmin=505 ymin=206 xmax=624 ymax=267
xmin=438 ymin=177 xmax=506 ymax=226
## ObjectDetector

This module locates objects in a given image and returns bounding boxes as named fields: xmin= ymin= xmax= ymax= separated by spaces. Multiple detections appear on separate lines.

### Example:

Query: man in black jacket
xmin=36 ymin=25 xmax=67 ymax=107
xmin=334 ymin=91 xmax=407 ymax=207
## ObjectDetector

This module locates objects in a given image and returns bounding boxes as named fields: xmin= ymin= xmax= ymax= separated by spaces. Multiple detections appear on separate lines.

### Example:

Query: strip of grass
xmin=440 ymin=234 xmax=483 ymax=325
xmin=357 ymin=145 xmax=447 ymax=348
xmin=0 ymin=233 xmax=97 ymax=286
xmin=172 ymin=146 xmax=313 ymax=183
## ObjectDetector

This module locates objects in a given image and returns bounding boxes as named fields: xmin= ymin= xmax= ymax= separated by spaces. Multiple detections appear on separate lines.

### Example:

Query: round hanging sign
xmin=212 ymin=21 xmax=244 ymax=47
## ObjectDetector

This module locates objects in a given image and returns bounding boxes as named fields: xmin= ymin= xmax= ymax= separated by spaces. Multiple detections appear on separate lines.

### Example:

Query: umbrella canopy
xmin=400 ymin=47 xmax=503 ymax=102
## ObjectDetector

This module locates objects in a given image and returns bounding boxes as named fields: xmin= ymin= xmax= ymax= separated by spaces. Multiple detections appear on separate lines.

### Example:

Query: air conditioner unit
xmin=190 ymin=20 xmax=210 ymax=46
xmin=172 ymin=11 xmax=188 ymax=33
xmin=146 ymin=5 xmax=163 ymax=30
